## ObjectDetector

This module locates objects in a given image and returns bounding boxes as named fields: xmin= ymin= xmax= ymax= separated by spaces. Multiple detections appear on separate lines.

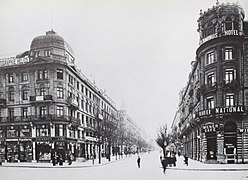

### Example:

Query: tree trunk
xmin=98 ymin=144 xmax=101 ymax=164
xmin=163 ymin=147 xmax=166 ymax=158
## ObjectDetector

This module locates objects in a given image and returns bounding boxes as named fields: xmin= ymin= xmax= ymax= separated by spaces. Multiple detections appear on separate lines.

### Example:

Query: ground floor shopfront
xmin=0 ymin=137 xmax=110 ymax=163
xmin=181 ymin=115 xmax=248 ymax=164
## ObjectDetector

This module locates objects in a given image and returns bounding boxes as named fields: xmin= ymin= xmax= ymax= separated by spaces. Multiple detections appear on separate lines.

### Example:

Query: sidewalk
xmin=0 ymin=155 xmax=134 ymax=168
xmin=167 ymin=155 xmax=248 ymax=171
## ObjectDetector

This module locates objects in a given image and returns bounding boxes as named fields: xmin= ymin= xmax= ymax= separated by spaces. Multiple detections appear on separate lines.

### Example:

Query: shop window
xmin=226 ymin=93 xmax=235 ymax=107
xmin=206 ymin=96 xmax=214 ymax=109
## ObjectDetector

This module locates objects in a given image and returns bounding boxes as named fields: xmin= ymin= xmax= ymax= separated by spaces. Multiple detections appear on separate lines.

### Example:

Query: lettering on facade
xmin=224 ymin=30 xmax=238 ymax=36
xmin=197 ymin=106 xmax=245 ymax=117
xmin=202 ymin=123 xmax=219 ymax=133
xmin=0 ymin=56 xmax=29 ymax=67
xmin=199 ymin=30 xmax=240 ymax=45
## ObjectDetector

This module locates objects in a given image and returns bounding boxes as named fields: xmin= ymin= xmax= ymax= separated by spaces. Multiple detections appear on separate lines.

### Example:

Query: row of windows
xmin=4 ymin=69 xmax=114 ymax=116
xmin=206 ymin=93 xmax=235 ymax=109
xmin=202 ymin=16 xmax=239 ymax=38
xmin=206 ymin=68 xmax=236 ymax=86
xmin=205 ymin=47 xmax=235 ymax=66
xmin=6 ymin=106 xmax=95 ymax=127
xmin=0 ymin=125 xmax=87 ymax=139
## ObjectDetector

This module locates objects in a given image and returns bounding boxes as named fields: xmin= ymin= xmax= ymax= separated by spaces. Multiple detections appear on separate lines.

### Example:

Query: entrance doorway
xmin=224 ymin=121 xmax=237 ymax=163
xmin=206 ymin=132 xmax=217 ymax=160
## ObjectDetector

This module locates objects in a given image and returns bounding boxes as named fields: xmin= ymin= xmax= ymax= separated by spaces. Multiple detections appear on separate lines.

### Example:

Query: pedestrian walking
xmin=161 ymin=158 xmax=167 ymax=173
xmin=137 ymin=156 xmax=141 ymax=168
xmin=184 ymin=155 xmax=188 ymax=166
xmin=68 ymin=153 xmax=72 ymax=165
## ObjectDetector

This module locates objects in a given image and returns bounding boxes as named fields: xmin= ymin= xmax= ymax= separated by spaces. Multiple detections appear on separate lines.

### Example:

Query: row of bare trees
xmin=155 ymin=124 xmax=178 ymax=158
xmin=94 ymin=108 xmax=150 ymax=164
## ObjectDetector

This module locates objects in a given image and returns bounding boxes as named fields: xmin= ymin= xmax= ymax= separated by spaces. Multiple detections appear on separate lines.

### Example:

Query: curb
xmin=0 ymin=156 xmax=131 ymax=169
xmin=167 ymin=167 xmax=248 ymax=171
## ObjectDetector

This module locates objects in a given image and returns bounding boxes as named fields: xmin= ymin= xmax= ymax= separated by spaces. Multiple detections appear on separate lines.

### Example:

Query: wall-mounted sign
xmin=197 ymin=106 xmax=245 ymax=117
xmin=0 ymin=56 xmax=29 ymax=67
xmin=199 ymin=30 xmax=240 ymax=45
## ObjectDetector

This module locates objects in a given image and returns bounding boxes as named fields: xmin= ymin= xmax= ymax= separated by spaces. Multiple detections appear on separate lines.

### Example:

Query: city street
xmin=0 ymin=151 xmax=247 ymax=180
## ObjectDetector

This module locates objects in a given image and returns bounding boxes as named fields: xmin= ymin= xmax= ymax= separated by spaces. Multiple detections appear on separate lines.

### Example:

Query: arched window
xmin=225 ymin=16 xmax=233 ymax=30
xmin=206 ymin=21 xmax=214 ymax=36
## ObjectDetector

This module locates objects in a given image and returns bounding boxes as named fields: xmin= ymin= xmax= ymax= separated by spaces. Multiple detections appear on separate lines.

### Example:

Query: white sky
xmin=0 ymin=0 xmax=248 ymax=138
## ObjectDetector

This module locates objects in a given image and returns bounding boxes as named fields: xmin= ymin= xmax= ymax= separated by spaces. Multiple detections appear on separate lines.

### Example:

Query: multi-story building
xmin=118 ymin=108 xmax=148 ymax=155
xmin=0 ymin=30 xmax=119 ymax=162
xmin=175 ymin=2 xmax=248 ymax=164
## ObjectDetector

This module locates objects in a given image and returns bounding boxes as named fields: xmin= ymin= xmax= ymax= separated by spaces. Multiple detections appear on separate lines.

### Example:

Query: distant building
xmin=0 ymin=30 xmax=119 ymax=162
xmin=174 ymin=2 xmax=248 ymax=163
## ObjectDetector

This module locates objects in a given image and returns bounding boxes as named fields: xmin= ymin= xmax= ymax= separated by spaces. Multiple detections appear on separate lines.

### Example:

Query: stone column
xmin=216 ymin=132 xmax=225 ymax=163
xmin=32 ymin=141 xmax=36 ymax=162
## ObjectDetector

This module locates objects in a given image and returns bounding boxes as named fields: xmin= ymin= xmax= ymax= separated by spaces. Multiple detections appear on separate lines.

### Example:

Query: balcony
xmin=67 ymin=97 xmax=79 ymax=109
xmin=221 ymin=80 xmax=240 ymax=91
xmin=30 ymin=95 xmax=53 ymax=103
xmin=199 ymin=82 xmax=217 ymax=95
xmin=0 ymin=98 xmax=6 ymax=107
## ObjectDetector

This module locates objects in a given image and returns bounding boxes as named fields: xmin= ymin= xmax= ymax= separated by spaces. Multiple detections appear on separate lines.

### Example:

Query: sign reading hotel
xmin=199 ymin=30 xmax=240 ymax=45
xmin=197 ymin=106 xmax=245 ymax=117
xmin=0 ymin=56 xmax=29 ymax=67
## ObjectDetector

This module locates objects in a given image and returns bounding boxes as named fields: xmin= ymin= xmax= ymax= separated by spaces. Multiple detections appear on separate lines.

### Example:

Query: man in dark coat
xmin=137 ymin=156 xmax=141 ymax=168
xmin=161 ymin=158 xmax=167 ymax=173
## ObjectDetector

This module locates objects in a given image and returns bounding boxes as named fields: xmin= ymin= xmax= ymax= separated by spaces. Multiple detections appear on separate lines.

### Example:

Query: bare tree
xmin=155 ymin=124 xmax=171 ymax=158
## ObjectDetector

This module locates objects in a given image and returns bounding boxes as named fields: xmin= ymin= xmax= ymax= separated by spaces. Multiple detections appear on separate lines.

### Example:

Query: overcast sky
xmin=0 ymin=0 xmax=248 ymax=138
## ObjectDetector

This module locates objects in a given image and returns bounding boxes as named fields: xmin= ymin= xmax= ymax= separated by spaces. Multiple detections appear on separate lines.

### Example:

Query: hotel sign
xmin=199 ymin=30 xmax=240 ymax=45
xmin=197 ymin=106 xmax=245 ymax=117
xmin=0 ymin=56 xmax=29 ymax=67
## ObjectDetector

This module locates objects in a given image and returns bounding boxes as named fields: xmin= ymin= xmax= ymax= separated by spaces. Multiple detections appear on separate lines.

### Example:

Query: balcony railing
xmin=221 ymin=80 xmax=240 ymax=91
xmin=0 ymin=115 xmax=80 ymax=125
xmin=199 ymin=82 xmax=217 ymax=95
xmin=30 ymin=95 xmax=53 ymax=102
xmin=67 ymin=97 xmax=79 ymax=109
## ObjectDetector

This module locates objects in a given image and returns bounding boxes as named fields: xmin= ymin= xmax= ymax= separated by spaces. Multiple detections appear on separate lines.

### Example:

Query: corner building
xmin=0 ymin=30 xmax=118 ymax=162
xmin=178 ymin=2 xmax=248 ymax=163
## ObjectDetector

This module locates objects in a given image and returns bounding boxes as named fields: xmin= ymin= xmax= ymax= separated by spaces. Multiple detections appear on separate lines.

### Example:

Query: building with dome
xmin=173 ymin=2 xmax=248 ymax=164
xmin=0 ymin=30 xmax=120 ymax=163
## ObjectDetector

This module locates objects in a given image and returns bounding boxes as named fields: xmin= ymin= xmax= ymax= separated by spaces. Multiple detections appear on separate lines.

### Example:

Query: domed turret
xmin=197 ymin=2 xmax=245 ymax=46
xmin=30 ymin=30 xmax=74 ymax=63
